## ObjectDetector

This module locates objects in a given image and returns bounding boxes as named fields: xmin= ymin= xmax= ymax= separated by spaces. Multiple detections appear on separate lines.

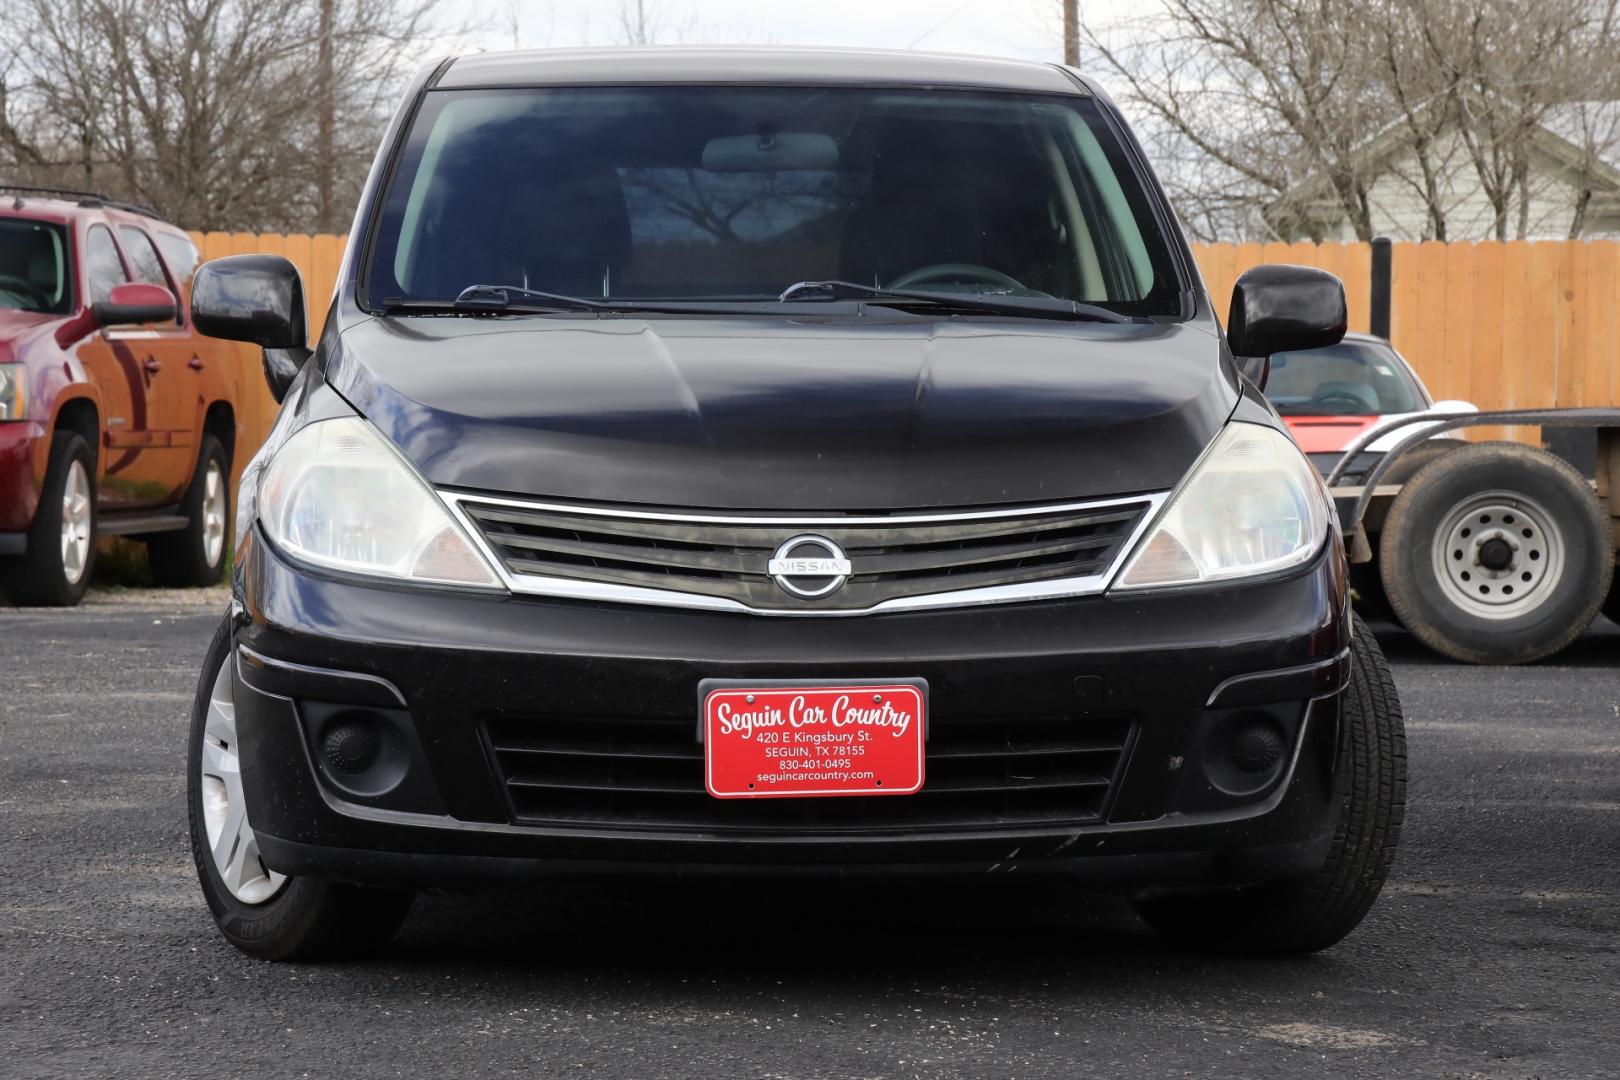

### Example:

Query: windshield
xmin=1268 ymin=341 xmax=1427 ymax=415
xmin=0 ymin=218 xmax=71 ymax=315
xmin=364 ymin=86 xmax=1184 ymax=316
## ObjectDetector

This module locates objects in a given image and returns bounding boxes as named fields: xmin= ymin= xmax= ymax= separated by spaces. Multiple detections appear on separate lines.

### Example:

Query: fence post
xmin=1370 ymin=236 xmax=1393 ymax=340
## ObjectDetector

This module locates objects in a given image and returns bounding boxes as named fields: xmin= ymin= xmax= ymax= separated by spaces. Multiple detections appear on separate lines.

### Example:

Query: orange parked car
xmin=0 ymin=187 xmax=242 ymax=605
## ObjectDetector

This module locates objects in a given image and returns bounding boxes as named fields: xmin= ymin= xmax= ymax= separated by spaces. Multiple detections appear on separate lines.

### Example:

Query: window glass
xmin=1268 ymin=341 xmax=1425 ymax=415
xmin=86 ymin=225 xmax=128 ymax=305
xmin=368 ymin=86 xmax=1185 ymax=316
xmin=119 ymin=226 xmax=183 ymax=324
xmin=0 ymin=218 xmax=71 ymax=314
xmin=118 ymin=227 xmax=168 ymax=285
xmin=155 ymin=233 xmax=200 ymax=291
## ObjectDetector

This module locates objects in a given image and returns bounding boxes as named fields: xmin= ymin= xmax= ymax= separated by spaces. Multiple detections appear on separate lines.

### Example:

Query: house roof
xmin=1267 ymin=93 xmax=1620 ymax=224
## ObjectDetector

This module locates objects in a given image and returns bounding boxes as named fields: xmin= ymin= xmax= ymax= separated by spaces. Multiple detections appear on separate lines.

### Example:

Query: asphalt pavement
xmin=1 ymin=594 xmax=1616 ymax=1079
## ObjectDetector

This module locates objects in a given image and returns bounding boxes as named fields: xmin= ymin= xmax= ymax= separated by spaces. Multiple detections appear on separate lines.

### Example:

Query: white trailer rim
xmin=1430 ymin=490 xmax=1565 ymax=621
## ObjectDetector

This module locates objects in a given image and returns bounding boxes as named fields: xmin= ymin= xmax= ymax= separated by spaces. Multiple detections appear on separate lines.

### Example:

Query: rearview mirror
xmin=191 ymin=254 xmax=308 ymax=351
xmin=1227 ymin=265 xmax=1347 ymax=366
xmin=93 ymin=282 xmax=176 ymax=327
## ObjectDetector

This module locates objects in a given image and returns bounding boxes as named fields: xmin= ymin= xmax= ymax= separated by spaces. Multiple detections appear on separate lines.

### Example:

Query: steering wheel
xmin=888 ymin=263 xmax=1028 ymax=293
xmin=1310 ymin=390 xmax=1377 ymax=413
xmin=0 ymin=275 xmax=47 ymax=309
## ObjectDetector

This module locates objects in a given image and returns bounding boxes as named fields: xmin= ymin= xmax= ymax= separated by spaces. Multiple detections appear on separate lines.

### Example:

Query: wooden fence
xmin=195 ymin=233 xmax=1619 ymax=460
xmin=1192 ymin=240 xmax=1620 ymax=444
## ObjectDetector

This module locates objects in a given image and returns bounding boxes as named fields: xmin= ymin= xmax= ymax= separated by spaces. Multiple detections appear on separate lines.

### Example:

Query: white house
xmin=1266 ymin=100 xmax=1620 ymax=242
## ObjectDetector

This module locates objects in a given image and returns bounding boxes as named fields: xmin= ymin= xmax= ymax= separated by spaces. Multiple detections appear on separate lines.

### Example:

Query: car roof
xmin=437 ymin=46 xmax=1085 ymax=95
xmin=0 ymin=192 xmax=183 ymax=235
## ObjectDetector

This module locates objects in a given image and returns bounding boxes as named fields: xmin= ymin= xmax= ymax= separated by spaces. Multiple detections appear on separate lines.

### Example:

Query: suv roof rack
xmin=1 ymin=183 xmax=166 ymax=222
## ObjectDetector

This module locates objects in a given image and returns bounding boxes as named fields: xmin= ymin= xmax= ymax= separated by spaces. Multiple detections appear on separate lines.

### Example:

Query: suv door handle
xmin=142 ymin=357 xmax=162 ymax=374
xmin=187 ymin=356 xmax=205 ymax=371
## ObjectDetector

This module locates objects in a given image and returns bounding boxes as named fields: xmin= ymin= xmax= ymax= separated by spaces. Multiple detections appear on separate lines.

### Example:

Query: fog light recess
xmin=311 ymin=708 xmax=409 ymax=798
xmin=322 ymin=718 xmax=382 ymax=775
xmin=1230 ymin=720 xmax=1284 ymax=776
xmin=1202 ymin=711 xmax=1291 ymax=797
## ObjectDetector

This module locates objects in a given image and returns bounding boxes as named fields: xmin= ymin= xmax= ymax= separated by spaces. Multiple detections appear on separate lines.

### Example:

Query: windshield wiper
xmin=777 ymin=280 xmax=1133 ymax=323
xmin=380 ymin=284 xmax=611 ymax=316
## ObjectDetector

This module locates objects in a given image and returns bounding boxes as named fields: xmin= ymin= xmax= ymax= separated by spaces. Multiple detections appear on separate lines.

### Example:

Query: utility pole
xmin=316 ymin=0 xmax=335 ymax=233
xmin=1063 ymin=0 xmax=1079 ymax=66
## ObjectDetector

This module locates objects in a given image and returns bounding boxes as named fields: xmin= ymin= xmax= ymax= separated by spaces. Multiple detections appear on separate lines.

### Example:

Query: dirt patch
xmin=1256 ymin=1023 xmax=1401 ymax=1050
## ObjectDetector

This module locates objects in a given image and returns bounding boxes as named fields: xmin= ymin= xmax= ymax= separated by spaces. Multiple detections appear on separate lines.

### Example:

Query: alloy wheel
xmin=202 ymin=459 xmax=227 ymax=567
xmin=59 ymin=459 xmax=92 ymax=585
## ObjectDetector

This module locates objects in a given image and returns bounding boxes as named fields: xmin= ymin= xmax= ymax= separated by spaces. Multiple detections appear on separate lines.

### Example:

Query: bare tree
xmin=0 ymin=0 xmax=452 ymax=232
xmin=613 ymin=0 xmax=694 ymax=45
xmin=1084 ymin=0 xmax=1620 ymax=242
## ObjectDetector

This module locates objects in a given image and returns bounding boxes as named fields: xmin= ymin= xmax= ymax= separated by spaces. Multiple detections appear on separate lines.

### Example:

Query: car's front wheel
xmin=188 ymin=616 xmax=414 ymax=960
xmin=1133 ymin=615 xmax=1407 ymax=955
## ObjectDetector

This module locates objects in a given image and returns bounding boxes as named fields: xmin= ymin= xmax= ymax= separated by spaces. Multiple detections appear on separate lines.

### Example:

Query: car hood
xmin=0 ymin=309 xmax=58 ymax=361
xmin=327 ymin=314 xmax=1236 ymax=510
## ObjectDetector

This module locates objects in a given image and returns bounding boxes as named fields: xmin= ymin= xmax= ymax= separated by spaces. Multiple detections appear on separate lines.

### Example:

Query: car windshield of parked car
xmin=365 ymin=86 xmax=1185 ymax=316
xmin=0 ymin=218 xmax=71 ymax=315
xmin=1268 ymin=341 xmax=1426 ymax=415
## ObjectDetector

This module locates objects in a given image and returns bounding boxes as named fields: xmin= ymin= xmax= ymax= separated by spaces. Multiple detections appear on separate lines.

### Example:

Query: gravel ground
xmin=1 ymin=598 xmax=1616 ymax=1079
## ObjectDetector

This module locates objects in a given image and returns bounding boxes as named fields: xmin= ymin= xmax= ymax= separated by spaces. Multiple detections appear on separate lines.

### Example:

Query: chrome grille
xmin=452 ymin=495 xmax=1157 ymax=613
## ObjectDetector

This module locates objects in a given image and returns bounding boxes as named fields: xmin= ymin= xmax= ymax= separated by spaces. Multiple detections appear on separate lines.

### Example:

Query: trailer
xmin=1329 ymin=407 xmax=1618 ymax=664
xmin=1315 ymin=240 xmax=1619 ymax=665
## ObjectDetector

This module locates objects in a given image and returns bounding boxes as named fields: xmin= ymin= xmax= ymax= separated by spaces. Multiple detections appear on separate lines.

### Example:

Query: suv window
xmin=155 ymin=233 xmax=200 ymax=294
xmin=85 ymin=225 xmax=129 ymax=306
xmin=119 ymin=226 xmax=183 ymax=324
xmin=0 ymin=218 xmax=72 ymax=314
xmin=366 ymin=86 xmax=1185 ymax=316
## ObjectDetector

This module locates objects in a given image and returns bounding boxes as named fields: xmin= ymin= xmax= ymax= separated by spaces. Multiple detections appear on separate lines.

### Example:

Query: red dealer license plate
xmin=700 ymin=680 xmax=927 ymax=799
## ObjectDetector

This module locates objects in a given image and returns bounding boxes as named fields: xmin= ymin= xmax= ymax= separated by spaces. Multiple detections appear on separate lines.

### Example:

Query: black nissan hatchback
xmin=186 ymin=47 xmax=1404 ymax=959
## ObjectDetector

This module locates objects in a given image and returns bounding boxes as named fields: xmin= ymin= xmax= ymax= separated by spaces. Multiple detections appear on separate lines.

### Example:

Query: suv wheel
xmin=189 ymin=617 xmax=414 ymax=960
xmin=149 ymin=435 xmax=231 ymax=587
xmin=1133 ymin=615 xmax=1406 ymax=955
xmin=1 ymin=430 xmax=96 ymax=606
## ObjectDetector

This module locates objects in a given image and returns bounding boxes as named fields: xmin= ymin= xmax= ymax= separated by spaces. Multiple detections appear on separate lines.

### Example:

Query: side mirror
xmin=191 ymin=254 xmax=310 ymax=404
xmin=192 ymin=254 xmax=308 ymax=350
xmin=260 ymin=348 xmax=307 ymax=404
xmin=93 ymin=282 xmax=177 ymax=327
xmin=1227 ymin=264 xmax=1347 ymax=372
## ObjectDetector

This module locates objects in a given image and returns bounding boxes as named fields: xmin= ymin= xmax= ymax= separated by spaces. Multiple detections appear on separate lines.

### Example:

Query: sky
xmin=452 ymin=0 xmax=1082 ymax=63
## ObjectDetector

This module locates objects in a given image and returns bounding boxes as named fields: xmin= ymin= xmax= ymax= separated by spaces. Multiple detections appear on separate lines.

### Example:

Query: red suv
xmin=0 ymin=187 xmax=241 ymax=605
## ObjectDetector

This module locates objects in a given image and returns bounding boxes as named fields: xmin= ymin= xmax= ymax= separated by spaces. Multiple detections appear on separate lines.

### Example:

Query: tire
xmin=1134 ymin=615 xmax=1406 ymax=955
xmin=148 ymin=435 xmax=231 ymax=587
xmin=1376 ymin=437 xmax=1462 ymax=487
xmin=189 ymin=616 xmax=414 ymax=960
xmin=1604 ymin=576 xmax=1620 ymax=628
xmin=0 ymin=429 xmax=96 ymax=606
xmin=1379 ymin=442 xmax=1612 ymax=664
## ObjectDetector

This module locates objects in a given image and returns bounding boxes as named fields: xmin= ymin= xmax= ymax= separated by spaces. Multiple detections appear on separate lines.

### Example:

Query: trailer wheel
xmin=1380 ymin=442 xmax=1613 ymax=664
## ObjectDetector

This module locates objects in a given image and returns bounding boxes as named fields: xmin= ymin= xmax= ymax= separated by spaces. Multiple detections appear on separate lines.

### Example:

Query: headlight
xmin=0 ymin=363 xmax=24 ymax=421
xmin=1114 ymin=422 xmax=1333 ymax=590
xmin=258 ymin=416 xmax=502 ymax=589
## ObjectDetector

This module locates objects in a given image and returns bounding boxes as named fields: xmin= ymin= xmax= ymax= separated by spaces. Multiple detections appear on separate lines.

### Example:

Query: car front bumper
xmin=232 ymin=527 xmax=1353 ymax=889
xmin=0 ymin=421 xmax=45 ymax=547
